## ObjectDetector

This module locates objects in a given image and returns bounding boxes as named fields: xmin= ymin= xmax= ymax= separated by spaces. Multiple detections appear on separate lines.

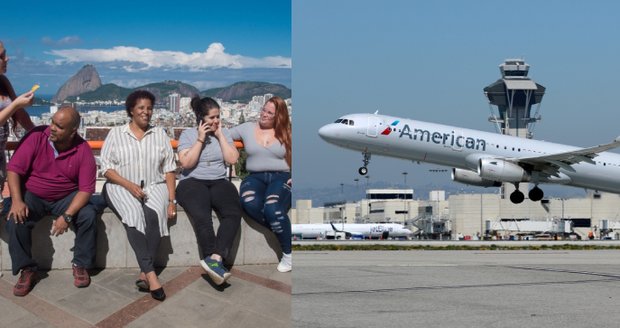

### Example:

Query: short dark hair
xmin=190 ymin=96 xmax=220 ymax=125
xmin=125 ymin=90 xmax=155 ymax=117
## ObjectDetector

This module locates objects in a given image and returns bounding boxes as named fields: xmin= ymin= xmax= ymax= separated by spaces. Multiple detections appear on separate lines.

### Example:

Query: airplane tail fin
xmin=330 ymin=222 xmax=343 ymax=232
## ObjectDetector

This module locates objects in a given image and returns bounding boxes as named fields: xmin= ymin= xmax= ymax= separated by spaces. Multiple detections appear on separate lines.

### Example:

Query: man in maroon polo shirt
xmin=5 ymin=106 xmax=98 ymax=297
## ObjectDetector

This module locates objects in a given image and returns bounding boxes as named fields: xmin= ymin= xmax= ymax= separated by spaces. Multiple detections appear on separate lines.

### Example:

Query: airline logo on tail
xmin=381 ymin=120 xmax=400 ymax=135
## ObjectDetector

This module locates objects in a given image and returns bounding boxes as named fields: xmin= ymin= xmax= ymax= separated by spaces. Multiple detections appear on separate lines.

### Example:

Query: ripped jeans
xmin=240 ymin=172 xmax=291 ymax=254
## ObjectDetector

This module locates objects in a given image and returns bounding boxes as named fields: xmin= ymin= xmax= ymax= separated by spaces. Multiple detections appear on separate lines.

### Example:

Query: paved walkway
xmin=0 ymin=264 xmax=291 ymax=327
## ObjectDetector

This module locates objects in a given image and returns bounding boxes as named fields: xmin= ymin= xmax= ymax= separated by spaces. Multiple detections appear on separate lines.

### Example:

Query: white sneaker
xmin=277 ymin=253 xmax=292 ymax=272
xmin=277 ymin=260 xmax=292 ymax=272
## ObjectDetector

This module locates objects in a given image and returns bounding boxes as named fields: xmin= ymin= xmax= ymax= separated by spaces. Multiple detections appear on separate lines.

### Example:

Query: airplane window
xmin=341 ymin=119 xmax=349 ymax=125
xmin=349 ymin=120 xmax=355 ymax=125
xmin=335 ymin=119 xmax=343 ymax=123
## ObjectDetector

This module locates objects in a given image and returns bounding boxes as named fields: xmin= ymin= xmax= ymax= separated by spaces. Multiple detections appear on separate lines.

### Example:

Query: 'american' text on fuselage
xmin=398 ymin=124 xmax=487 ymax=151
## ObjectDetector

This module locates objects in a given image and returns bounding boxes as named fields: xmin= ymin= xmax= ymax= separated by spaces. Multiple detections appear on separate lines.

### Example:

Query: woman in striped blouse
xmin=100 ymin=90 xmax=177 ymax=301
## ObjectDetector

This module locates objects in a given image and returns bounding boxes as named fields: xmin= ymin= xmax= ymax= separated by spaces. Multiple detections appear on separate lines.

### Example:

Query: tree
xmin=234 ymin=109 xmax=248 ymax=179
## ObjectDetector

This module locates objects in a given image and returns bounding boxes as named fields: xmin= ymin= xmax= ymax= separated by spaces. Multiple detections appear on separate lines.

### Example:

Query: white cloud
xmin=108 ymin=79 xmax=158 ymax=88
xmin=47 ymin=43 xmax=291 ymax=71
xmin=42 ymin=36 xmax=82 ymax=47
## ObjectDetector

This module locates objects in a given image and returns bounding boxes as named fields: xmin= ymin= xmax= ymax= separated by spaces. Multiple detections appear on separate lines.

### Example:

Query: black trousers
xmin=176 ymin=178 xmax=242 ymax=261
xmin=104 ymin=187 xmax=160 ymax=273
xmin=6 ymin=190 xmax=98 ymax=275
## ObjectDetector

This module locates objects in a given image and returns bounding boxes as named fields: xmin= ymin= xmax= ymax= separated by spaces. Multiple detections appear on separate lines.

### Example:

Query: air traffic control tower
xmin=484 ymin=59 xmax=546 ymax=138
xmin=484 ymin=59 xmax=546 ymax=199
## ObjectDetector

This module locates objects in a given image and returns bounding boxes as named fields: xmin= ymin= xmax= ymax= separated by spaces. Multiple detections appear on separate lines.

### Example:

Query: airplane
xmin=318 ymin=113 xmax=620 ymax=204
xmin=292 ymin=222 xmax=413 ymax=240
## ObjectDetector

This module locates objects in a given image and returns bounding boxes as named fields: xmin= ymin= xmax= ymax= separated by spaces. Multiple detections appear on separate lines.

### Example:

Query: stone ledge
xmin=0 ymin=209 xmax=281 ymax=271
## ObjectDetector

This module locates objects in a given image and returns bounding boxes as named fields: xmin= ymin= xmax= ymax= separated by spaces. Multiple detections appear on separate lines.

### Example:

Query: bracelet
xmin=197 ymin=138 xmax=205 ymax=144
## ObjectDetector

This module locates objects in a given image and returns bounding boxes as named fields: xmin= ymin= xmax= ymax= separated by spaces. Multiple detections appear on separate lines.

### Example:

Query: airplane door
xmin=366 ymin=117 xmax=380 ymax=137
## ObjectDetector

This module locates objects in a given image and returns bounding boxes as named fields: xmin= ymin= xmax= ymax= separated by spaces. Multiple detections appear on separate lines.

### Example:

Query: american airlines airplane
xmin=318 ymin=113 xmax=620 ymax=204
xmin=292 ymin=223 xmax=413 ymax=240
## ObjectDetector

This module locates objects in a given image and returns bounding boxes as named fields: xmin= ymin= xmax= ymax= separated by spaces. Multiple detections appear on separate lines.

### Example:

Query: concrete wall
xmin=0 ymin=209 xmax=281 ymax=271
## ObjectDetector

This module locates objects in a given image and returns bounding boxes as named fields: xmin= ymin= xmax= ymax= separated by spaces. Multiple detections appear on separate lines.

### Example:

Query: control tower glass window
xmin=504 ymin=70 xmax=528 ymax=77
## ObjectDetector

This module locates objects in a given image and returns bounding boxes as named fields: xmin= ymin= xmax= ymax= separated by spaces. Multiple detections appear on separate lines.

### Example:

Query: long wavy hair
xmin=268 ymin=96 xmax=292 ymax=169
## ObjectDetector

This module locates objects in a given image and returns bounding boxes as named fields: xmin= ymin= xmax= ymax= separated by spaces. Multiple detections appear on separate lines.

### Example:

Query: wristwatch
xmin=169 ymin=199 xmax=177 ymax=205
xmin=62 ymin=213 xmax=74 ymax=223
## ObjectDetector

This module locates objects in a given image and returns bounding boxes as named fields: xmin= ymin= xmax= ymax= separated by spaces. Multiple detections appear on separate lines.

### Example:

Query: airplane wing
xmin=517 ymin=136 xmax=620 ymax=174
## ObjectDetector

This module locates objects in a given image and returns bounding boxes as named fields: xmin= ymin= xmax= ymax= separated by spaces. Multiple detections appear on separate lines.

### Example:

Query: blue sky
xmin=292 ymin=0 xmax=620 ymax=194
xmin=1 ymin=0 xmax=290 ymax=94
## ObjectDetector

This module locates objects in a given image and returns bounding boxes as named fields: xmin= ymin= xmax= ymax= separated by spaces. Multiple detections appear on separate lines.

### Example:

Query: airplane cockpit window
xmin=334 ymin=118 xmax=354 ymax=126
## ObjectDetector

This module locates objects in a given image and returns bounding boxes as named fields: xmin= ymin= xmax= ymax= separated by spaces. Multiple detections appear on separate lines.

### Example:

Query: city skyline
xmin=2 ymin=0 xmax=290 ymax=93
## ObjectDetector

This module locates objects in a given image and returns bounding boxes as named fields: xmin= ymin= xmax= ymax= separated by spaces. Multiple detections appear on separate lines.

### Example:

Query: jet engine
xmin=452 ymin=168 xmax=501 ymax=187
xmin=478 ymin=158 xmax=529 ymax=182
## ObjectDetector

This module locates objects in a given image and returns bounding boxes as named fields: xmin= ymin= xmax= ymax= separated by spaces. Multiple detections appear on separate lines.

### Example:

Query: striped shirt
xmin=100 ymin=124 xmax=176 ymax=236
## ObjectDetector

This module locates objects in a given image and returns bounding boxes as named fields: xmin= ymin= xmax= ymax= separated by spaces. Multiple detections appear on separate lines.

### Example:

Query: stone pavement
xmin=0 ymin=264 xmax=291 ymax=327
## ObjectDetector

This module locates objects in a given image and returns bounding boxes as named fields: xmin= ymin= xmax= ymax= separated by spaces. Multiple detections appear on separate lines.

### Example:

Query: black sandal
xmin=135 ymin=279 xmax=149 ymax=292
xmin=150 ymin=287 xmax=166 ymax=301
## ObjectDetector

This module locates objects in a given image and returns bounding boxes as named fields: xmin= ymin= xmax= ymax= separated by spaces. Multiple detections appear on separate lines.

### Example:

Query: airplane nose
xmin=318 ymin=124 xmax=338 ymax=141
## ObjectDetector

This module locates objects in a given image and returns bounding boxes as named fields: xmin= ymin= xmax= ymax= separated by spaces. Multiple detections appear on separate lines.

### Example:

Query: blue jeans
xmin=240 ymin=172 xmax=291 ymax=254
xmin=5 ymin=191 xmax=98 ymax=275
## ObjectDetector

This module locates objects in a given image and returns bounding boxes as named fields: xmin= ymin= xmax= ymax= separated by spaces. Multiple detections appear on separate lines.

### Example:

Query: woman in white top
xmin=100 ymin=90 xmax=176 ymax=301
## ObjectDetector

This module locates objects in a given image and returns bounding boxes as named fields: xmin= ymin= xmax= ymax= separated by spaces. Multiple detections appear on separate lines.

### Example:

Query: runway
xmin=293 ymin=248 xmax=620 ymax=327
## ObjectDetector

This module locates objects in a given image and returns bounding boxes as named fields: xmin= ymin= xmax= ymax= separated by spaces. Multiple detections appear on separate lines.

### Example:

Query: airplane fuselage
xmin=318 ymin=113 xmax=620 ymax=194
xmin=293 ymin=223 xmax=412 ymax=239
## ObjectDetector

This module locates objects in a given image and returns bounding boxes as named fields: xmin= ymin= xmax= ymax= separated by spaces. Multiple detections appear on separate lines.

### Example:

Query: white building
xmin=179 ymin=97 xmax=192 ymax=115
xmin=168 ymin=93 xmax=180 ymax=113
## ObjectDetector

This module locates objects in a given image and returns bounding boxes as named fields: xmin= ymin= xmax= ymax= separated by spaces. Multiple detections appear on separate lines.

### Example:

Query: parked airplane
xmin=292 ymin=223 xmax=413 ymax=240
xmin=318 ymin=113 xmax=620 ymax=204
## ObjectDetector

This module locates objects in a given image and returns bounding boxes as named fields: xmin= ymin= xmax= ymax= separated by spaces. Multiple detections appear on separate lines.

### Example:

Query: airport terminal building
xmin=291 ymin=188 xmax=620 ymax=240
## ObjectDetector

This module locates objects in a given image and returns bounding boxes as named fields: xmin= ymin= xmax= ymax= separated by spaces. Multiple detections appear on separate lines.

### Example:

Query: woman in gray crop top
xmin=176 ymin=96 xmax=242 ymax=286
xmin=229 ymin=96 xmax=292 ymax=272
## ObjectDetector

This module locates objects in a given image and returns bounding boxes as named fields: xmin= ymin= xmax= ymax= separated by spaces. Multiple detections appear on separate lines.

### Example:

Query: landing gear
xmin=510 ymin=190 xmax=525 ymax=204
xmin=528 ymin=186 xmax=544 ymax=202
xmin=359 ymin=151 xmax=371 ymax=175
xmin=509 ymin=183 xmax=545 ymax=204
xmin=509 ymin=182 xmax=524 ymax=204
